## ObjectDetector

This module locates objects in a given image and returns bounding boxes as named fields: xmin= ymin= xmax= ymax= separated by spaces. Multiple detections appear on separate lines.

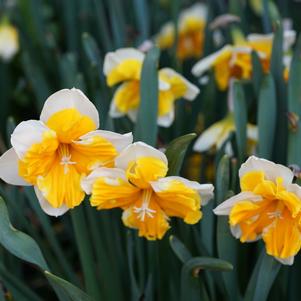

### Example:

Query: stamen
xmin=60 ymin=154 xmax=76 ymax=174
xmin=267 ymin=210 xmax=283 ymax=219
xmin=133 ymin=189 xmax=156 ymax=221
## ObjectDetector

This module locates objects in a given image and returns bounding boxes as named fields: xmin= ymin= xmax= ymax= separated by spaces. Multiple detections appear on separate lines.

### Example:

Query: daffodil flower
xmin=156 ymin=3 xmax=207 ymax=60
xmin=193 ymin=114 xmax=257 ymax=154
xmin=0 ymin=88 xmax=132 ymax=216
xmin=82 ymin=142 xmax=214 ymax=240
xmin=192 ymin=30 xmax=296 ymax=90
xmin=0 ymin=19 xmax=19 ymax=61
xmin=214 ymin=156 xmax=301 ymax=265
xmin=104 ymin=48 xmax=199 ymax=127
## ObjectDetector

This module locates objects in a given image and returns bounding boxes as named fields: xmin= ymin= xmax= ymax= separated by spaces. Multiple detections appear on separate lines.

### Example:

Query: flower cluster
xmin=0 ymin=88 xmax=214 ymax=240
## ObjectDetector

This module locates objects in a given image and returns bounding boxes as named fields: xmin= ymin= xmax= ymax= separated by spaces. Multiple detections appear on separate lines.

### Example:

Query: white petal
xmin=0 ymin=148 xmax=30 ymax=186
xmin=103 ymin=48 xmax=144 ymax=76
xmin=179 ymin=3 xmax=207 ymax=29
xmin=151 ymin=176 xmax=214 ymax=205
xmin=283 ymin=30 xmax=296 ymax=52
xmin=159 ymin=79 xmax=171 ymax=91
xmin=40 ymin=88 xmax=99 ymax=128
xmin=213 ymin=191 xmax=262 ymax=215
xmin=78 ymin=130 xmax=133 ymax=152
xmin=115 ymin=142 xmax=168 ymax=170
xmin=192 ymin=45 xmax=232 ymax=77
xmin=239 ymin=156 xmax=294 ymax=187
xmin=247 ymin=33 xmax=273 ymax=43
xmin=109 ymin=95 xmax=125 ymax=118
xmin=127 ymin=109 xmax=138 ymax=123
xmin=158 ymin=110 xmax=175 ymax=128
xmin=11 ymin=120 xmax=54 ymax=159
xmin=34 ymin=186 xmax=69 ymax=217
xmin=247 ymin=124 xmax=258 ymax=141
xmin=286 ymin=183 xmax=301 ymax=199
xmin=193 ymin=122 xmax=224 ymax=152
xmin=81 ymin=167 xmax=127 ymax=194
xmin=275 ymin=256 xmax=294 ymax=265
xmin=159 ymin=68 xmax=200 ymax=100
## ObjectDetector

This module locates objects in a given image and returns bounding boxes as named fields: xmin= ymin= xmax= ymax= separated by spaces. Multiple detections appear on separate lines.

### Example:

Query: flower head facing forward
xmin=104 ymin=48 xmax=199 ymax=127
xmin=82 ymin=142 xmax=214 ymax=240
xmin=0 ymin=19 xmax=19 ymax=61
xmin=156 ymin=3 xmax=207 ymax=60
xmin=0 ymin=88 xmax=133 ymax=216
xmin=214 ymin=156 xmax=301 ymax=265
xmin=192 ymin=30 xmax=296 ymax=90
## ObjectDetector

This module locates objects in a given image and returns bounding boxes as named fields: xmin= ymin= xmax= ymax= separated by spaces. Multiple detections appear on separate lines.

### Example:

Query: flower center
xmin=133 ymin=189 xmax=156 ymax=221
xmin=58 ymin=144 xmax=76 ymax=174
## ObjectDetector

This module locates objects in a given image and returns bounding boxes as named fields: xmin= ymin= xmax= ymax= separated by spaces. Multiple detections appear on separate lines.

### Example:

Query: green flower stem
xmin=71 ymin=205 xmax=101 ymax=300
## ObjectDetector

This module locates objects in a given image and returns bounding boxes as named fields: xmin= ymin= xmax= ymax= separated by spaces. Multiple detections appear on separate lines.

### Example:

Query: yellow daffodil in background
xmin=192 ymin=30 xmax=296 ymax=90
xmin=193 ymin=113 xmax=257 ymax=154
xmin=0 ymin=18 xmax=19 ymax=61
xmin=214 ymin=156 xmax=301 ymax=265
xmin=156 ymin=3 xmax=207 ymax=60
xmin=104 ymin=48 xmax=200 ymax=127
xmin=82 ymin=142 xmax=214 ymax=240
xmin=0 ymin=88 xmax=132 ymax=216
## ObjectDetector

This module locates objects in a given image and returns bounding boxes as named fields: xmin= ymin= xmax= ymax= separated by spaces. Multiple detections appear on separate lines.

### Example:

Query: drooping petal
xmin=151 ymin=177 xmax=205 ymax=224
xmin=0 ymin=148 xmax=30 ymax=186
xmin=192 ymin=45 xmax=233 ymax=77
xmin=122 ymin=200 xmax=170 ymax=240
xmin=157 ymin=110 xmax=175 ymax=128
xmin=40 ymin=88 xmax=99 ymax=129
xmin=110 ymin=80 xmax=140 ymax=116
xmin=36 ymin=148 xmax=85 ymax=209
xmin=34 ymin=186 xmax=69 ymax=217
xmin=239 ymin=156 xmax=294 ymax=187
xmin=0 ymin=23 xmax=19 ymax=61
xmin=103 ymin=48 xmax=144 ymax=86
xmin=213 ymin=191 xmax=262 ymax=215
xmin=159 ymin=68 xmax=200 ymax=100
xmin=81 ymin=167 xmax=140 ymax=209
xmin=193 ymin=120 xmax=225 ymax=152
xmin=263 ymin=209 xmax=301 ymax=264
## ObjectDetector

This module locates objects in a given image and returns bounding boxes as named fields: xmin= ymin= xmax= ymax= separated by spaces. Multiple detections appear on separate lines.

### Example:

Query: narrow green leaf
xmin=0 ymin=197 xmax=48 ymax=270
xmin=169 ymin=235 xmax=192 ymax=263
xmin=233 ymin=81 xmax=247 ymax=162
xmin=287 ymin=35 xmax=301 ymax=166
xmin=134 ymin=47 xmax=160 ymax=146
xmin=251 ymin=51 xmax=264 ymax=95
xmin=244 ymin=250 xmax=281 ymax=301
xmin=257 ymin=74 xmax=276 ymax=159
xmin=133 ymin=0 xmax=149 ymax=44
xmin=45 ymin=272 xmax=93 ymax=301
xmin=181 ymin=257 xmax=233 ymax=301
xmin=165 ymin=133 xmax=196 ymax=176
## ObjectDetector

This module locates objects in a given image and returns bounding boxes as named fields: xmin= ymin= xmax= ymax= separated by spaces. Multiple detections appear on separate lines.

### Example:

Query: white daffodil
xmin=0 ymin=88 xmax=132 ymax=216
xmin=82 ymin=142 xmax=214 ymax=240
xmin=156 ymin=3 xmax=207 ymax=60
xmin=214 ymin=156 xmax=301 ymax=265
xmin=192 ymin=30 xmax=296 ymax=90
xmin=104 ymin=48 xmax=199 ymax=127
xmin=0 ymin=20 xmax=19 ymax=61
xmin=193 ymin=114 xmax=257 ymax=154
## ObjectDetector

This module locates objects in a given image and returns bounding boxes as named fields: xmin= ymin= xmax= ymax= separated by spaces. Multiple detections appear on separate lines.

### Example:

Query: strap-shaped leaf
xmin=165 ymin=133 xmax=196 ymax=176
xmin=134 ymin=47 xmax=160 ymax=146
xmin=169 ymin=235 xmax=192 ymax=263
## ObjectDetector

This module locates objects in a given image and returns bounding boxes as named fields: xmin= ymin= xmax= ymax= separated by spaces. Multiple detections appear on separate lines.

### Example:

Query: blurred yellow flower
xmin=156 ymin=3 xmax=207 ymax=60
xmin=0 ymin=88 xmax=132 ymax=216
xmin=103 ymin=48 xmax=199 ymax=127
xmin=82 ymin=142 xmax=214 ymax=240
xmin=193 ymin=114 xmax=257 ymax=154
xmin=192 ymin=31 xmax=296 ymax=90
xmin=214 ymin=156 xmax=301 ymax=265
xmin=0 ymin=20 xmax=19 ymax=61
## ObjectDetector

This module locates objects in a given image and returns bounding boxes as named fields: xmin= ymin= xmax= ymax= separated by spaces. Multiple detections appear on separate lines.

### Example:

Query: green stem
xmin=71 ymin=205 xmax=101 ymax=300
